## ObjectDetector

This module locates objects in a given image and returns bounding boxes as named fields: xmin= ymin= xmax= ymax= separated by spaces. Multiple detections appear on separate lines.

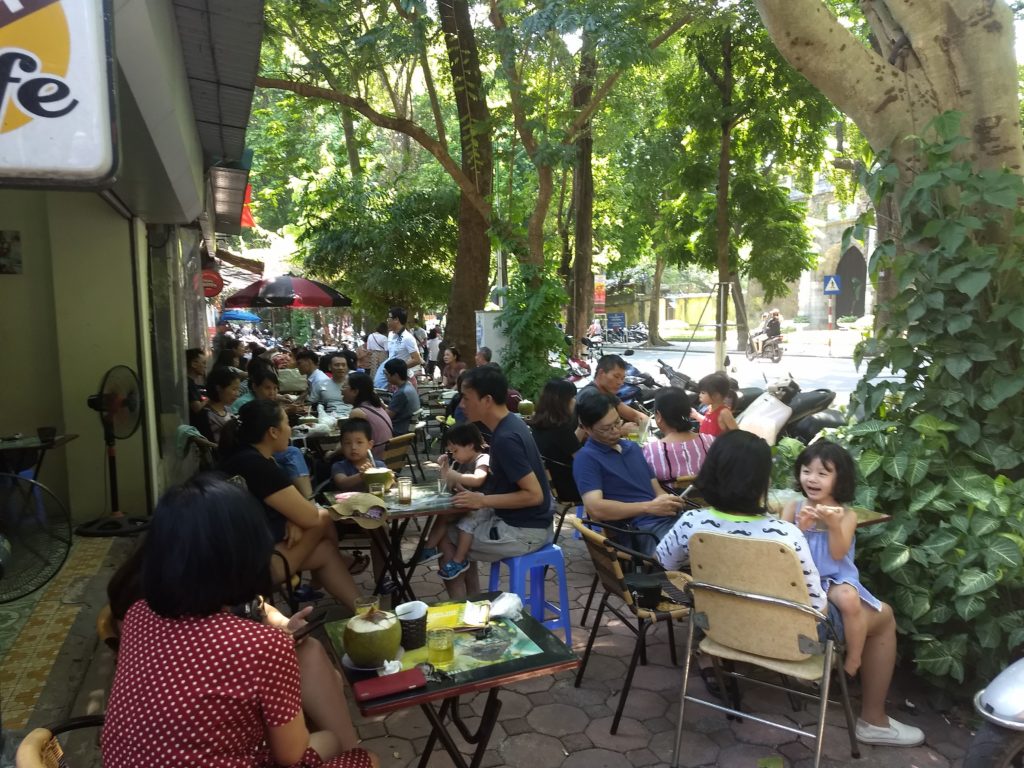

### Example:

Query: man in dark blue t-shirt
xmin=443 ymin=364 xmax=553 ymax=598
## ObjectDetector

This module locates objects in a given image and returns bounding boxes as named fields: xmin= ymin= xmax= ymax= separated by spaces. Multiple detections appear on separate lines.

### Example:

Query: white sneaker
xmin=855 ymin=717 xmax=925 ymax=747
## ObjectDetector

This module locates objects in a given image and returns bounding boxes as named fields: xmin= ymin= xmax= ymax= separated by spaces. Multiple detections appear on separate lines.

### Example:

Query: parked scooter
xmin=745 ymin=334 xmax=785 ymax=363
xmin=736 ymin=375 xmax=842 ymax=444
xmin=964 ymin=658 xmax=1024 ymax=767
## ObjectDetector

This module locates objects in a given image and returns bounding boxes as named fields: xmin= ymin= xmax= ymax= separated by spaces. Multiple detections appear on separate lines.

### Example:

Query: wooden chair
xmin=16 ymin=716 xmax=105 ymax=768
xmin=670 ymin=532 xmax=859 ymax=768
xmin=571 ymin=517 xmax=690 ymax=734
xmin=381 ymin=432 xmax=418 ymax=479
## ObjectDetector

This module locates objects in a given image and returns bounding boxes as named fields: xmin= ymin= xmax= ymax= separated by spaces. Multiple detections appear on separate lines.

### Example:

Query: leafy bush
xmin=791 ymin=315 xmax=809 ymax=324
xmin=495 ymin=263 xmax=569 ymax=400
xmin=838 ymin=113 xmax=1024 ymax=690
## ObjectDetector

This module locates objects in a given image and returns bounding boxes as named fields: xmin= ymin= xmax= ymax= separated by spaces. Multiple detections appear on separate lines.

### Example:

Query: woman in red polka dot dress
xmin=101 ymin=475 xmax=378 ymax=768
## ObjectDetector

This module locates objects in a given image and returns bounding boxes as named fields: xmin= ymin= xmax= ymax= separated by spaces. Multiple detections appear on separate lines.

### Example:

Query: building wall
xmin=0 ymin=191 xmax=68 ymax=500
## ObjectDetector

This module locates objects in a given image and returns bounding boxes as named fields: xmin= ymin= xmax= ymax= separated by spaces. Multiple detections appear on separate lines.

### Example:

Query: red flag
xmin=240 ymin=184 xmax=254 ymax=228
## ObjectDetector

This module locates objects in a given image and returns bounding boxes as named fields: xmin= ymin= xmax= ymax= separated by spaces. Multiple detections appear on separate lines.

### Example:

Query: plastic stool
xmin=488 ymin=544 xmax=572 ymax=646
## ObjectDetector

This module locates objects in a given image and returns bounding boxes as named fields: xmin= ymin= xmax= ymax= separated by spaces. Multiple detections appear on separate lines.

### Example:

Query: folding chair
xmin=571 ymin=517 xmax=690 ymax=734
xmin=380 ymin=433 xmax=418 ymax=479
xmin=671 ymin=532 xmax=860 ymax=768
xmin=16 ymin=715 xmax=105 ymax=768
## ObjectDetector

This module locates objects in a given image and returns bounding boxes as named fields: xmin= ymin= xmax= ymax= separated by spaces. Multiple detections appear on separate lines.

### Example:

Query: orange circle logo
xmin=0 ymin=1 xmax=73 ymax=134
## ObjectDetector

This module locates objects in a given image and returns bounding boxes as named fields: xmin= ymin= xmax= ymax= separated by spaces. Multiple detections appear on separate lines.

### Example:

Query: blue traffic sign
xmin=607 ymin=312 xmax=626 ymax=330
xmin=823 ymin=275 xmax=841 ymax=295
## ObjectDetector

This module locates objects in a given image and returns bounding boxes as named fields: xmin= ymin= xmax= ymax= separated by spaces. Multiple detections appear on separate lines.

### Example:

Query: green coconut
xmin=343 ymin=609 xmax=401 ymax=667
xmin=517 ymin=400 xmax=535 ymax=417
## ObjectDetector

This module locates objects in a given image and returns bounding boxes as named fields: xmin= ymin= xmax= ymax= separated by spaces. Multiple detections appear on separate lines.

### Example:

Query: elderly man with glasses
xmin=573 ymin=392 xmax=684 ymax=554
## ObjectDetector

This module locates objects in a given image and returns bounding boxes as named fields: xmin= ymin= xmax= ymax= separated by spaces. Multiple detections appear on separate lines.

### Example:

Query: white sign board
xmin=0 ymin=0 xmax=117 ymax=186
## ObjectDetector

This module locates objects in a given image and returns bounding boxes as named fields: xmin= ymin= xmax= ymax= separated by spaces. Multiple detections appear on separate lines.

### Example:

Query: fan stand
xmin=74 ymin=419 xmax=148 ymax=538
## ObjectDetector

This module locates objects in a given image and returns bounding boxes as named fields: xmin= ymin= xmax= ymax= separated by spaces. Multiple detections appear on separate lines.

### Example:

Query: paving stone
xmin=931 ymin=740 xmax=965 ymax=761
xmin=529 ymin=690 xmax=556 ymax=705
xmin=509 ymin=674 xmax=555 ymax=694
xmin=729 ymin=712 xmax=802 ymax=746
xmin=585 ymin=703 xmax=614 ymax=719
xmin=624 ymin=747 xmax=662 ymax=767
xmin=550 ymin=678 xmax=613 ymax=708
xmin=649 ymin=727 xmax=720 ymax=767
xmin=498 ymin=732 xmax=570 ymax=768
xmin=646 ymin=716 xmax=675 ymax=734
xmin=360 ymin=734 xmax=415 ymax=766
xmin=527 ymin=702 xmax=591 ymax=737
xmin=358 ymin=720 xmax=387 ymax=741
xmin=613 ymin=687 xmax=671 ymax=721
xmin=630 ymin=663 xmax=686 ymax=693
xmin=561 ymin=748 xmax=634 ymax=768
xmin=384 ymin=705 xmax=434 ymax=740
xmin=586 ymin=715 xmax=651 ymax=752
xmin=578 ymin=654 xmax=627 ymax=682
xmin=560 ymin=731 xmax=594 ymax=753
xmin=501 ymin=716 xmax=533 ymax=737
xmin=715 ymin=742 xmax=789 ymax=767
xmin=470 ymin=689 xmax=531 ymax=718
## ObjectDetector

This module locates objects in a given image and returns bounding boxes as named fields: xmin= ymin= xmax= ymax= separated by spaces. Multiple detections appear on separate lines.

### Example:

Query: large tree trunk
xmin=439 ymin=0 xmax=493 ymax=360
xmin=571 ymin=42 xmax=597 ymax=347
xmin=340 ymin=107 xmax=361 ymax=178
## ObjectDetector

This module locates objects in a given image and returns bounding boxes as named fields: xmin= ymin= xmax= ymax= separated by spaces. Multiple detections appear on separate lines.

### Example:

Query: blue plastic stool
xmin=488 ymin=543 xmax=572 ymax=646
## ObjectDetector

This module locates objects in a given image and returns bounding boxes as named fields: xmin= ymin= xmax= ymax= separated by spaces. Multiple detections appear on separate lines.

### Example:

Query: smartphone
xmin=292 ymin=611 xmax=327 ymax=642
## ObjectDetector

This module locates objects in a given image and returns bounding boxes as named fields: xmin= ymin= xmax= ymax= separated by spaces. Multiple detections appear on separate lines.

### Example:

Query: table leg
xmin=402 ymin=515 xmax=437 ymax=587
xmin=370 ymin=520 xmax=417 ymax=603
xmin=416 ymin=690 xmax=503 ymax=768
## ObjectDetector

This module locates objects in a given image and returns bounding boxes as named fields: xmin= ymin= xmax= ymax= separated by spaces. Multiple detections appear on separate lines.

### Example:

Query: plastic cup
xmin=427 ymin=628 xmax=455 ymax=668
xmin=437 ymin=476 xmax=447 ymax=495
xmin=367 ymin=482 xmax=386 ymax=498
xmin=395 ymin=600 xmax=428 ymax=650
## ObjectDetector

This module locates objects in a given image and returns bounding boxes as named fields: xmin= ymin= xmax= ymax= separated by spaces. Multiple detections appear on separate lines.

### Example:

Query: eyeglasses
xmin=592 ymin=418 xmax=623 ymax=435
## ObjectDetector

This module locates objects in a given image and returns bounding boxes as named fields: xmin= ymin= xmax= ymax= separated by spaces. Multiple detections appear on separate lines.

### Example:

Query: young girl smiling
xmin=783 ymin=441 xmax=880 ymax=677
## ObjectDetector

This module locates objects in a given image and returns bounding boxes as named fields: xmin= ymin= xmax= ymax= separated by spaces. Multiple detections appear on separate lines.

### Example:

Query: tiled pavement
xmin=1 ymin=505 xmax=976 ymax=767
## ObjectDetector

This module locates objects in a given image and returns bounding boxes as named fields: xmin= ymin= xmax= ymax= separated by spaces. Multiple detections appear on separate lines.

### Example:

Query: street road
xmin=600 ymin=340 xmax=884 ymax=408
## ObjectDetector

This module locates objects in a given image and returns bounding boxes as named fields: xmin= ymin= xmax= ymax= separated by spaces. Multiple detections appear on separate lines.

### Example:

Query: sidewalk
xmin=1 ymin=503 xmax=972 ymax=768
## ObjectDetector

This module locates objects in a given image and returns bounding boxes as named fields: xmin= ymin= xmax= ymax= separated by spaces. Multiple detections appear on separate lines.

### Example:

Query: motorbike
xmin=627 ymin=322 xmax=649 ymax=344
xmin=745 ymin=333 xmax=785 ymax=363
xmin=964 ymin=658 xmax=1024 ymax=767
xmin=736 ymin=375 xmax=843 ymax=444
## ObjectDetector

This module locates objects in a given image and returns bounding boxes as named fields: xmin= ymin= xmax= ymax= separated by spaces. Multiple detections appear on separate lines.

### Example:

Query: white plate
xmin=342 ymin=647 xmax=404 ymax=672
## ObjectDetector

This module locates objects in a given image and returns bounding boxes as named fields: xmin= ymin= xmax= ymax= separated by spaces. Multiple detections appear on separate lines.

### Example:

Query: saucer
xmin=342 ymin=647 xmax=404 ymax=672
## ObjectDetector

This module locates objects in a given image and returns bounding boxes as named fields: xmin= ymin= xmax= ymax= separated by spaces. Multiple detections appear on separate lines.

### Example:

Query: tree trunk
xmin=438 ymin=0 xmax=493 ymax=360
xmin=713 ymin=29 xmax=733 ymax=369
xmin=340 ymin=107 xmax=361 ymax=178
xmin=648 ymin=251 xmax=668 ymax=346
xmin=731 ymin=278 xmax=750 ymax=348
xmin=571 ymin=42 xmax=597 ymax=347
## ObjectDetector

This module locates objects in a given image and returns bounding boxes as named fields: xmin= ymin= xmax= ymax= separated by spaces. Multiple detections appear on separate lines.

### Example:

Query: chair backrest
xmin=687 ymin=531 xmax=822 ymax=661
xmin=16 ymin=716 xmax=105 ymax=768
xmin=571 ymin=517 xmax=635 ymax=609
xmin=381 ymin=432 xmax=416 ymax=475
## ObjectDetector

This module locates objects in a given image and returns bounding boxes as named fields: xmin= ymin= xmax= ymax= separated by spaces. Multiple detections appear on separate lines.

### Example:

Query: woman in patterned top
xmin=655 ymin=430 xmax=825 ymax=607
xmin=102 ymin=474 xmax=377 ymax=768
xmin=642 ymin=387 xmax=715 ymax=490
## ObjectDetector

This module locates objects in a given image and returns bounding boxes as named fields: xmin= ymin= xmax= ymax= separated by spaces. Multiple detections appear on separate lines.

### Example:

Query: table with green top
xmin=329 ymin=592 xmax=578 ymax=768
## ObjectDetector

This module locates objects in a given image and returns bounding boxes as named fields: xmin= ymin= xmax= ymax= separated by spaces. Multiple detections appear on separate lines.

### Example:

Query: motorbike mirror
xmin=623 ymin=349 xmax=635 ymax=356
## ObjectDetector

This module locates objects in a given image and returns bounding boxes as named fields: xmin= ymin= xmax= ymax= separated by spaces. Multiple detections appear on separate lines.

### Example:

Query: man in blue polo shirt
xmin=573 ymin=393 xmax=683 ymax=554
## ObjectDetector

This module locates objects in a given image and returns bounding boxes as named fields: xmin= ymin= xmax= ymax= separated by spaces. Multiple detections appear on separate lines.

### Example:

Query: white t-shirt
xmin=655 ymin=507 xmax=826 ymax=611
xmin=426 ymin=337 xmax=442 ymax=362
xmin=374 ymin=329 xmax=420 ymax=387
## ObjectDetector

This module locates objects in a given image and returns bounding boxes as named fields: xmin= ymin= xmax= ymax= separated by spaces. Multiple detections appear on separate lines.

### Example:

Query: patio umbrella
xmin=224 ymin=274 xmax=352 ymax=308
xmin=219 ymin=309 xmax=261 ymax=323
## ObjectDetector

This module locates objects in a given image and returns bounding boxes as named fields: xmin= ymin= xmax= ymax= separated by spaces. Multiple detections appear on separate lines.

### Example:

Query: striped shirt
xmin=642 ymin=435 xmax=715 ymax=482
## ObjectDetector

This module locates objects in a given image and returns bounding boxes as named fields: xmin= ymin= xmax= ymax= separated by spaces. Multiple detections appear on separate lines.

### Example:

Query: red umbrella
xmin=224 ymin=274 xmax=352 ymax=308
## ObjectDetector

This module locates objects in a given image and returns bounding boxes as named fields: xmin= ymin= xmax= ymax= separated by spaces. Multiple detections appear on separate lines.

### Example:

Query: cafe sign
xmin=0 ymin=0 xmax=116 ymax=187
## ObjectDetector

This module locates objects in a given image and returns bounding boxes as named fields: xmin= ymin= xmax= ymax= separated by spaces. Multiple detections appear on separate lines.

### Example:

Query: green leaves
xmin=835 ymin=115 xmax=1024 ymax=692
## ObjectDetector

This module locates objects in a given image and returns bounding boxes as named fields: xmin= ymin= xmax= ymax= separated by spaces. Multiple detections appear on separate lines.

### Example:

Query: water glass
xmin=397 ymin=477 xmax=413 ymax=503
xmin=354 ymin=596 xmax=379 ymax=616
xmin=427 ymin=628 xmax=455 ymax=668
xmin=368 ymin=482 xmax=386 ymax=497
xmin=436 ymin=475 xmax=448 ymax=495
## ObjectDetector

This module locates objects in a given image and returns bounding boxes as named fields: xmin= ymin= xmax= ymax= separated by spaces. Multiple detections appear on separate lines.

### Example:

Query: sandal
xmin=347 ymin=551 xmax=370 ymax=576
xmin=698 ymin=665 xmax=723 ymax=699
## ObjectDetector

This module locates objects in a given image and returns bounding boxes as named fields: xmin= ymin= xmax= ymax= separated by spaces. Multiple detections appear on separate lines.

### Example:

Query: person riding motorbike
xmin=753 ymin=309 xmax=782 ymax=355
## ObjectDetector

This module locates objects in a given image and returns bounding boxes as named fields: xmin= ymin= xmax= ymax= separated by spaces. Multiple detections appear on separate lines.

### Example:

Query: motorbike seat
xmin=787 ymin=389 xmax=837 ymax=422
xmin=787 ymin=409 xmax=846 ymax=443
xmin=732 ymin=387 xmax=764 ymax=415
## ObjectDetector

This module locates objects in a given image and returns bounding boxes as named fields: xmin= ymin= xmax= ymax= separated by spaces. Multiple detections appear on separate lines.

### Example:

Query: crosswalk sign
xmin=823 ymin=275 xmax=841 ymax=295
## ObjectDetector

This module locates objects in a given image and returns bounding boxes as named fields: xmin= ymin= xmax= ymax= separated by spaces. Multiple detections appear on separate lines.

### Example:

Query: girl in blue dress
xmin=782 ymin=441 xmax=880 ymax=678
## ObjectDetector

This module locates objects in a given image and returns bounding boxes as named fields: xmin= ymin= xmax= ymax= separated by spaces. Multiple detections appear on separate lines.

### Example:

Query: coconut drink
xmin=362 ymin=466 xmax=394 ymax=492
xmin=517 ymin=399 xmax=535 ymax=417
xmin=343 ymin=608 xmax=402 ymax=668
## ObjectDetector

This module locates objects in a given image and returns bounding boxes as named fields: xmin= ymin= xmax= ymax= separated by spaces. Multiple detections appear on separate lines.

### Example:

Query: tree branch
xmin=488 ymin=0 xmax=539 ymax=157
xmin=255 ymin=76 xmax=491 ymax=220
xmin=754 ymin=0 xmax=927 ymax=152
xmin=564 ymin=12 xmax=692 ymax=143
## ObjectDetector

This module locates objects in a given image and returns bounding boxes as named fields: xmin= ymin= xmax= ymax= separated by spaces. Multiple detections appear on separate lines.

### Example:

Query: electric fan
xmin=0 ymin=474 xmax=71 ymax=603
xmin=74 ymin=365 xmax=149 ymax=537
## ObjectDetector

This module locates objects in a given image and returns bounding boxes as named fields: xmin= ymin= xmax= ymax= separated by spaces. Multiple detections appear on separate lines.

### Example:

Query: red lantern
xmin=201 ymin=269 xmax=224 ymax=297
